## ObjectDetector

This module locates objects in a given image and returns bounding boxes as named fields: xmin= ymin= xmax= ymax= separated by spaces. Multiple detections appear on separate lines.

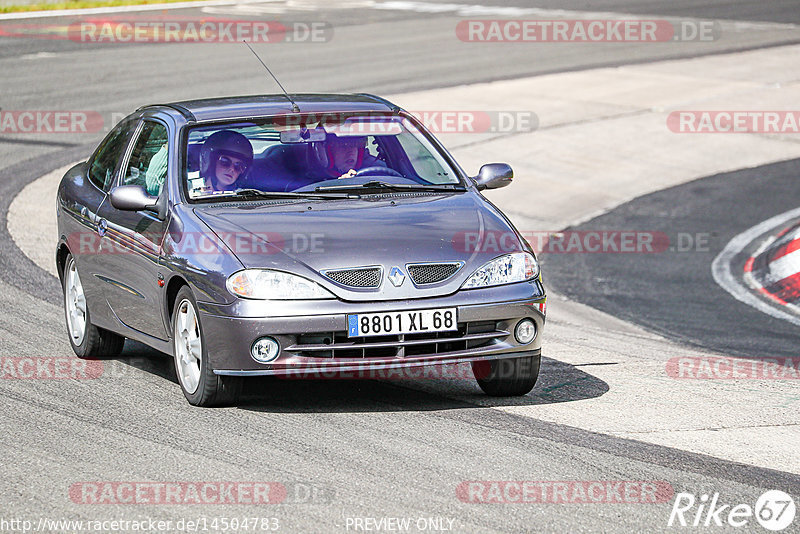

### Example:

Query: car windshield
xmin=185 ymin=113 xmax=462 ymax=200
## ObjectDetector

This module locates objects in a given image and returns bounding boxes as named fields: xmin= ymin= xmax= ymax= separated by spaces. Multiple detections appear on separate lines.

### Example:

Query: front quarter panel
xmin=161 ymin=203 xmax=243 ymax=306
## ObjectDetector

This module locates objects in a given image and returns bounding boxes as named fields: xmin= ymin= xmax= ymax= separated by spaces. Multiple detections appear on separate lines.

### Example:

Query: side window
xmin=123 ymin=121 xmax=169 ymax=197
xmin=88 ymin=120 xmax=135 ymax=192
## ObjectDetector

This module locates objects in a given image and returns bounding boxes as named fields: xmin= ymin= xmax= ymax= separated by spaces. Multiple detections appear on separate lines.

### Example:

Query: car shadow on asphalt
xmin=112 ymin=343 xmax=609 ymax=412
xmin=235 ymin=357 xmax=609 ymax=413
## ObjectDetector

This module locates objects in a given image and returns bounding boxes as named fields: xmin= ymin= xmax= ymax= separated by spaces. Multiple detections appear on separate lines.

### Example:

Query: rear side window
xmin=123 ymin=121 xmax=169 ymax=197
xmin=88 ymin=120 xmax=135 ymax=192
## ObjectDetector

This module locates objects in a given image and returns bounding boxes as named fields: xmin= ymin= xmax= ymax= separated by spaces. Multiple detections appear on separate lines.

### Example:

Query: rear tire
xmin=172 ymin=286 xmax=241 ymax=407
xmin=472 ymin=354 xmax=540 ymax=396
xmin=63 ymin=254 xmax=125 ymax=359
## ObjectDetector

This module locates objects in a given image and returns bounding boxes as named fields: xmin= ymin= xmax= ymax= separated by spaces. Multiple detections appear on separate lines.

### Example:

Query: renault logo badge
xmin=388 ymin=267 xmax=405 ymax=287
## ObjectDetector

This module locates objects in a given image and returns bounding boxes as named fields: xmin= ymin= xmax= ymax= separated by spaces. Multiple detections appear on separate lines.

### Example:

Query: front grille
xmin=323 ymin=267 xmax=382 ymax=288
xmin=287 ymin=321 xmax=507 ymax=359
xmin=407 ymin=262 xmax=463 ymax=285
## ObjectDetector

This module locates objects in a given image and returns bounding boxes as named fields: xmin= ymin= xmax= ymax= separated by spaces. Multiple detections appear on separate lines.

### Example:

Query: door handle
xmin=97 ymin=218 xmax=108 ymax=237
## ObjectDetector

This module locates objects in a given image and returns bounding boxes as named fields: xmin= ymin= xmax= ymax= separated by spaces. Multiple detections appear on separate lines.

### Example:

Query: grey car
xmin=56 ymin=94 xmax=546 ymax=406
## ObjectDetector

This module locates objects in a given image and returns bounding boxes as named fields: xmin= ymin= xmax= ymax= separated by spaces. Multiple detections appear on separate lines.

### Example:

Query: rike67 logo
xmin=668 ymin=490 xmax=796 ymax=531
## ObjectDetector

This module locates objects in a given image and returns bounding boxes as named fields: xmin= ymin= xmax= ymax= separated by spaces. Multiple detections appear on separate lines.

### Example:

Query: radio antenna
xmin=243 ymin=40 xmax=300 ymax=113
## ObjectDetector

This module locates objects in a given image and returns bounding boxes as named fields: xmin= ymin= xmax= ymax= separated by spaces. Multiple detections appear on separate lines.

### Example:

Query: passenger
xmin=312 ymin=134 xmax=386 ymax=179
xmin=199 ymin=130 xmax=253 ymax=192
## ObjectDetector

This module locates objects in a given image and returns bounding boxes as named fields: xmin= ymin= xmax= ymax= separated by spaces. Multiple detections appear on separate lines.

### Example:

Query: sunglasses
xmin=217 ymin=155 xmax=248 ymax=173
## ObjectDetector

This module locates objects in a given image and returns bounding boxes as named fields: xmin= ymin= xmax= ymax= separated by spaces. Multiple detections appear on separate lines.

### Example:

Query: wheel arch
xmin=56 ymin=240 xmax=71 ymax=285
xmin=165 ymin=275 xmax=190 ymax=330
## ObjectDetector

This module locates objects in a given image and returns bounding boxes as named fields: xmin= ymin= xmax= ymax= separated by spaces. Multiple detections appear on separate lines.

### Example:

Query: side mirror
xmin=110 ymin=185 xmax=158 ymax=212
xmin=473 ymin=163 xmax=513 ymax=191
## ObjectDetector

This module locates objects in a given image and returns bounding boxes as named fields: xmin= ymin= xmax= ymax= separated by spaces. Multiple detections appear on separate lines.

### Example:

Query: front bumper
xmin=197 ymin=280 xmax=545 ymax=376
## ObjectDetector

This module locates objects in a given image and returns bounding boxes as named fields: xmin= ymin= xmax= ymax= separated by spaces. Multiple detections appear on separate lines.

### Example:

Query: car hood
xmin=193 ymin=193 xmax=524 ymax=301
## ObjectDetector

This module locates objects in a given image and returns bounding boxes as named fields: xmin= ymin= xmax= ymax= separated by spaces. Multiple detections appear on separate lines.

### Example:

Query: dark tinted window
xmin=88 ymin=120 xmax=135 ymax=192
xmin=123 ymin=121 xmax=169 ymax=197
xmin=185 ymin=114 xmax=459 ymax=200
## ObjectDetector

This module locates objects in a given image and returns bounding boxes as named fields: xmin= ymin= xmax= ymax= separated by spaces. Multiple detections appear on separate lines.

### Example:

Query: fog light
xmin=514 ymin=319 xmax=536 ymax=344
xmin=251 ymin=337 xmax=280 ymax=363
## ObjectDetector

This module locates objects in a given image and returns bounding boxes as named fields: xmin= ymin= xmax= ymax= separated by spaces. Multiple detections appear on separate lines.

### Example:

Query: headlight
xmin=461 ymin=252 xmax=539 ymax=289
xmin=226 ymin=269 xmax=334 ymax=300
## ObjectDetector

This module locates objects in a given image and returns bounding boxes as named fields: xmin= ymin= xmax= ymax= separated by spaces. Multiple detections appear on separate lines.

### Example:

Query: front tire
xmin=172 ymin=286 xmax=241 ymax=407
xmin=63 ymin=254 xmax=125 ymax=358
xmin=472 ymin=354 xmax=541 ymax=396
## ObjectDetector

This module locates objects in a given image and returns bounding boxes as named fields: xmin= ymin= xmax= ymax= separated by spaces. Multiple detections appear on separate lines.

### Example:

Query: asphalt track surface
xmin=545 ymin=158 xmax=800 ymax=360
xmin=2 ymin=0 xmax=800 ymax=532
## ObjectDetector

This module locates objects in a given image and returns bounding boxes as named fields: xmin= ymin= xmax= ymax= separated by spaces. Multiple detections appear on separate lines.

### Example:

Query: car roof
xmin=143 ymin=93 xmax=400 ymax=122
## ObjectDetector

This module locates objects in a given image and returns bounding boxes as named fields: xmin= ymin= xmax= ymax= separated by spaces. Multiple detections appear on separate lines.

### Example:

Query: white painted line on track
xmin=0 ymin=0 xmax=268 ymax=20
xmin=712 ymin=206 xmax=800 ymax=327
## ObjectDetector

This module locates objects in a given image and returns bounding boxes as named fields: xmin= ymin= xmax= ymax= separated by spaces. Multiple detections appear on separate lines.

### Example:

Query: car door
xmin=74 ymin=119 xmax=138 ymax=317
xmin=95 ymin=119 xmax=171 ymax=340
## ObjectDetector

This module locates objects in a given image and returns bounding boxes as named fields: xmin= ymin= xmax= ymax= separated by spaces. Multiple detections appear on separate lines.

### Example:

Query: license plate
xmin=347 ymin=308 xmax=458 ymax=337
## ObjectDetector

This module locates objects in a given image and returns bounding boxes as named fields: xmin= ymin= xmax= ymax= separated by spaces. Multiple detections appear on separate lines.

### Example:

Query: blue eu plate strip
xmin=347 ymin=315 xmax=359 ymax=337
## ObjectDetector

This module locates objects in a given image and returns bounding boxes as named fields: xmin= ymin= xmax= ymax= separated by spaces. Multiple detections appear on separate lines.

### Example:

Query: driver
xmin=199 ymin=130 xmax=253 ymax=192
xmin=313 ymin=134 xmax=386 ymax=179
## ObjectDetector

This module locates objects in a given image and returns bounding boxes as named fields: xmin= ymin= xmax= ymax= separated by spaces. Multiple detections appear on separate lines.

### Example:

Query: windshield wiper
xmin=218 ymin=188 xmax=357 ymax=200
xmin=314 ymin=180 xmax=466 ymax=193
